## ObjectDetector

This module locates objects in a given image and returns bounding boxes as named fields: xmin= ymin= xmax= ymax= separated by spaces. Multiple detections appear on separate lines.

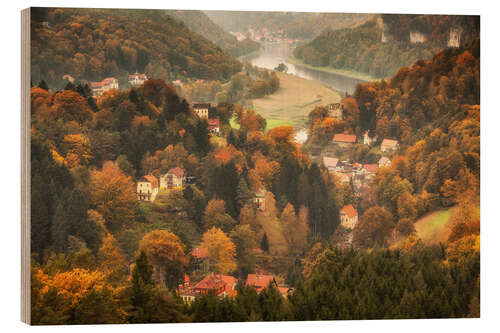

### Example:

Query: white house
xmin=192 ymin=103 xmax=210 ymax=119
xmin=160 ymin=167 xmax=186 ymax=189
xmin=137 ymin=175 xmax=159 ymax=202
xmin=254 ymin=189 xmax=266 ymax=211
xmin=363 ymin=130 xmax=377 ymax=145
xmin=380 ymin=139 xmax=399 ymax=152
xmin=328 ymin=103 xmax=343 ymax=120
xmin=340 ymin=204 xmax=358 ymax=230
xmin=128 ymin=72 xmax=147 ymax=86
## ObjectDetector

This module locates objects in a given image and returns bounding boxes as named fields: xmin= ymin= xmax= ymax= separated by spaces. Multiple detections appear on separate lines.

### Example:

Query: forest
xmin=30 ymin=8 xmax=242 ymax=89
xmin=293 ymin=15 xmax=479 ymax=78
xmin=205 ymin=11 xmax=373 ymax=40
xmin=165 ymin=10 xmax=261 ymax=58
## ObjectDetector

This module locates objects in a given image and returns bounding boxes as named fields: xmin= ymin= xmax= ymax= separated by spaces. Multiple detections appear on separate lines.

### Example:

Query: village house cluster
xmin=87 ymin=72 xmax=148 ymax=97
xmin=178 ymin=250 xmax=291 ymax=303
xmin=136 ymin=167 xmax=186 ymax=202
xmin=192 ymin=102 xmax=221 ymax=134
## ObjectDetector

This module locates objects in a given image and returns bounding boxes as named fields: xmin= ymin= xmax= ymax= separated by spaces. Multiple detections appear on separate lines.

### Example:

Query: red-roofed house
xmin=381 ymin=139 xmax=399 ymax=152
xmin=137 ymin=175 xmax=159 ymax=202
xmin=332 ymin=134 xmax=357 ymax=147
xmin=128 ymin=71 xmax=148 ymax=86
xmin=90 ymin=77 xmax=119 ymax=97
xmin=363 ymin=164 xmax=378 ymax=174
xmin=193 ymin=274 xmax=238 ymax=297
xmin=245 ymin=274 xmax=278 ymax=293
xmin=160 ymin=167 xmax=186 ymax=189
xmin=207 ymin=118 xmax=220 ymax=134
xmin=340 ymin=204 xmax=358 ymax=229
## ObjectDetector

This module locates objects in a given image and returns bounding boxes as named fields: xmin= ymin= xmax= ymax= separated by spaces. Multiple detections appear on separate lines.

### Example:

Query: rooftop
xmin=333 ymin=133 xmax=357 ymax=144
xmin=341 ymin=204 xmax=358 ymax=218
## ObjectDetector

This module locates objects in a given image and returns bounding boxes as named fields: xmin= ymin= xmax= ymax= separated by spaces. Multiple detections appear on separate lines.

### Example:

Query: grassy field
xmin=249 ymin=72 xmax=341 ymax=130
xmin=413 ymin=207 xmax=457 ymax=244
xmin=287 ymin=56 xmax=380 ymax=82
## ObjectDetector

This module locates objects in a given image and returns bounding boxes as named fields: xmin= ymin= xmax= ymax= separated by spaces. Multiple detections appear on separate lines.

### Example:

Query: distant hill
xmin=204 ymin=11 xmax=374 ymax=40
xmin=294 ymin=14 xmax=479 ymax=78
xmin=30 ymin=8 xmax=242 ymax=88
xmin=166 ymin=10 xmax=260 ymax=58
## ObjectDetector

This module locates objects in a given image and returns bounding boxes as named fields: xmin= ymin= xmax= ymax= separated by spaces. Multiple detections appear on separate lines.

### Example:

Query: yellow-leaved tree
xmin=139 ymin=230 xmax=187 ymax=289
xmin=97 ymin=233 xmax=127 ymax=278
xmin=200 ymin=227 xmax=237 ymax=274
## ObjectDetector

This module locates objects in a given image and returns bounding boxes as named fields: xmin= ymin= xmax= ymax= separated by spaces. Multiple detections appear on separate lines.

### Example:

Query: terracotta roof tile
xmin=341 ymin=204 xmax=358 ymax=218
xmin=333 ymin=134 xmax=357 ymax=143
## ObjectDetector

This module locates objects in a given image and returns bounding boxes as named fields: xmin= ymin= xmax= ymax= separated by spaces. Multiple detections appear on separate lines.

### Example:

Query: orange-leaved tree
xmin=90 ymin=161 xmax=136 ymax=232
xmin=139 ymin=229 xmax=187 ymax=288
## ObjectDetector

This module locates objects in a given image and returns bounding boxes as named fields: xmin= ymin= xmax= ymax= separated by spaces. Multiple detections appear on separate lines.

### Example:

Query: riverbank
xmin=237 ymin=49 xmax=261 ymax=61
xmin=249 ymin=72 xmax=341 ymax=130
xmin=287 ymin=56 xmax=380 ymax=82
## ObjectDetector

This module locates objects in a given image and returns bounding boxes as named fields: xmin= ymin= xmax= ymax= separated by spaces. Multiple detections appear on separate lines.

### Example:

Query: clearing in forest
xmin=250 ymin=72 xmax=341 ymax=130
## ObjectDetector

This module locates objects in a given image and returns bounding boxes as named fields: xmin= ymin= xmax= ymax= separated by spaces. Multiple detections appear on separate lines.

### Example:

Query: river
xmin=242 ymin=42 xmax=367 ymax=95
xmin=242 ymin=42 xmax=368 ymax=143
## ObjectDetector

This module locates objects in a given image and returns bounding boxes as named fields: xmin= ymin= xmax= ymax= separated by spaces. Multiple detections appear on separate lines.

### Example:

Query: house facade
xmin=128 ymin=72 xmax=147 ymax=86
xmin=193 ymin=274 xmax=238 ymax=297
xmin=381 ymin=139 xmax=399 ymax=152
xmin=328 ymin=103 xmax=343 ymax=120
xmin=192 ymin=103 xmax=210 ymax=119
xmin=137 ymin=175 xmax=159 ymax=202
xmin=160 ymin=167 xmax=186 ymax=189
xmin=340 ymin=204 xmax=358 ymax=230
xmin=254 ymin=189 xmax=266 ymax=211
xmin=90 ymin=77 xmax=119 ymax=97
xmin=363 ymin=130 xmax=377 ymax=145
xmin=207 ymin=118 xmax=220 ymax=134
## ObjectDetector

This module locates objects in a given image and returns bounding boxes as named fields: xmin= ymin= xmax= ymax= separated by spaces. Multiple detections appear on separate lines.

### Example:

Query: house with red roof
xmin=332 ymin=133 xmax=357 ymax=147
xmin=207 ymin=118 xmax=220 ymax=134
xmin=137 ymin=175 xmax=159 ymax=202
xmin=193 ymin=273 xmax=238 ymax=297
xmin=90 ymin=77 xmax=119 ymax=97
xmin=160 ymin=167 xmax=186 ymax=189
xmin=363 ymin=164 xmax=379 ymax=174
xmin=128 ymin=71 xmax=148 ymax=86
xmin=245 ymin=274 xmax=278 ymax=293
xmin=380 ymin=139 xmax=399 ymax=152
xmin=340 ymin=204 xmax=358 ymax=230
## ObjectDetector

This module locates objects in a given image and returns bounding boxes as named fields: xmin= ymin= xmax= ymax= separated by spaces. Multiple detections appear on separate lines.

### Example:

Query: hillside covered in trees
xmin=166 ymin=10 xmax=260 ymax=58
xmin=205 ymin=11 xmax=374 ymax=40
xmin=30 ymin=8 xmax=242 ymax=89
xmin=294 ymin=14 xmax=479 ymax=78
